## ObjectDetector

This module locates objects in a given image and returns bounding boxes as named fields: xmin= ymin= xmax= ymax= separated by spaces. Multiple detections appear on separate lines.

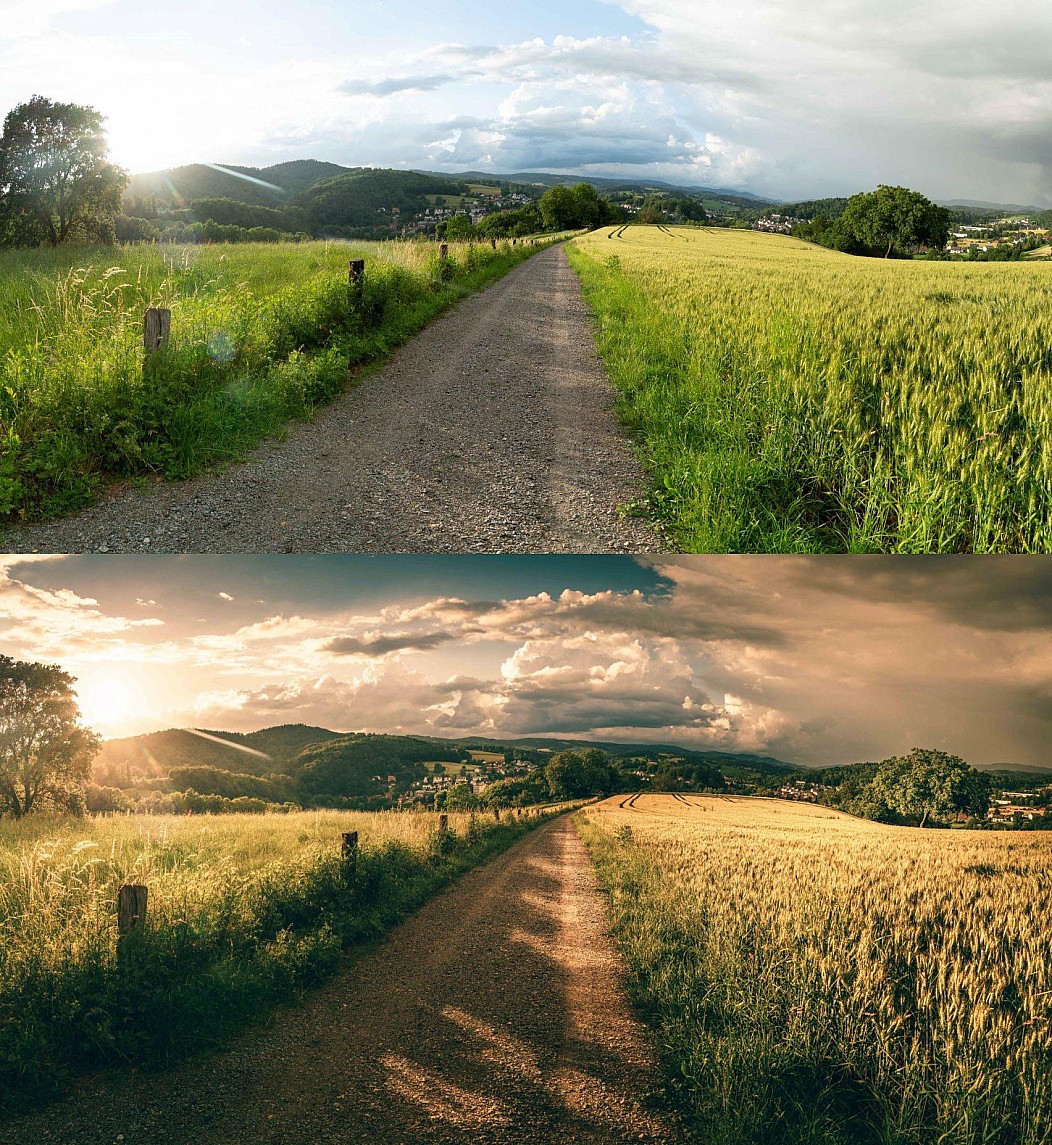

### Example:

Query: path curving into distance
xmin=2 ymin=247 xmax=660 ymax=555
xmin=0 ymin=816 xmax=677 ymax=1145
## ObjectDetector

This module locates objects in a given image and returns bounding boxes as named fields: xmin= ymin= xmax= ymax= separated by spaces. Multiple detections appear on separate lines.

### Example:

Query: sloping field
xmin=569 ymin=226 xmax=1052 ymax=552
xmin=579 ymin=793 xmax=1052 ymax=1144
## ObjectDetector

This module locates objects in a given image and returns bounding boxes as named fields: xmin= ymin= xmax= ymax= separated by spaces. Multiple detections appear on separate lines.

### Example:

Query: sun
xmin=77 ymin=673 xmax=140 ymax=737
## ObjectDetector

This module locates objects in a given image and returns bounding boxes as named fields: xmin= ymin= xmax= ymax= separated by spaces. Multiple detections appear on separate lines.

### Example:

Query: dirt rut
xmin=0 ymin=817 xmax=676 ymax=1145
xmin=2 ymin=247 xmax=661 ymax=555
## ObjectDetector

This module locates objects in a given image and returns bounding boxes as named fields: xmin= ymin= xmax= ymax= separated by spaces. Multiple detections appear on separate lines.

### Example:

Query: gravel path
xmin=0 ymin=817 xmax=677 ymax=1145
xmin=2 ymin=247 xmax=661 ymax=554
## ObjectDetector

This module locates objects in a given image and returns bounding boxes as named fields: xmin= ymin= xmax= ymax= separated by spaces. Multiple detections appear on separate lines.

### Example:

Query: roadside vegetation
xmin=0 ymin=805 xmax=560 ymax=1109
xmin=568 ymin=225 xmax=1052 ymax=552
xmin=580 ymin=794 xmax=1052 ymax=1145
xmin=0 ymin=236 xmax=551 ymax=520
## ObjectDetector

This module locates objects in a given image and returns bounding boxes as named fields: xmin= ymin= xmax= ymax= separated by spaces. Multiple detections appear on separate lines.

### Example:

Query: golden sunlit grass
xmin=0 ymin=806 xmax=552 ymax=1107
xmin=579 ymin=794 xmax=1052 ymax=1144
xmin=568 ymin=225 xmax=1052 ymax=552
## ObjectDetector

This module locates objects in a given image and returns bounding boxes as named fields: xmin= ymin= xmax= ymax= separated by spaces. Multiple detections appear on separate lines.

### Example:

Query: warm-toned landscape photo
xmin=0 ymin=554 xmax=1048 ymax=1143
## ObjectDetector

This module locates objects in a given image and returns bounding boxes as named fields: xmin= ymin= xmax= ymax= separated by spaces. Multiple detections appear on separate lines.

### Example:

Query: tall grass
xmin=0 ymin=237 xmax=548 ymax=520
xmin=0 ymin=807 xmax=555 ymax=1107
xmin=579 ymin=795 xmax=1052 ymax=1144
xmin=568 ymin=226 xmax=1052 ymax=553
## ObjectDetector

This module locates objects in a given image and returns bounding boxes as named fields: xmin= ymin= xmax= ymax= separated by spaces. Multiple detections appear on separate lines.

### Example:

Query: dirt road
xmin=0 ymin=817 xmax=676 ymax=1145
xmin=2 ymin=247 xmax=660 ymax=554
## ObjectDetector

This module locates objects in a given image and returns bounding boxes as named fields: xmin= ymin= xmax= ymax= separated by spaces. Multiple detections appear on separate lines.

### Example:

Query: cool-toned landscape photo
xmin=3 ymin=0 xmax=1052 ymax=553
xmin=0 ymin=554 xmax=1049 ymax=1143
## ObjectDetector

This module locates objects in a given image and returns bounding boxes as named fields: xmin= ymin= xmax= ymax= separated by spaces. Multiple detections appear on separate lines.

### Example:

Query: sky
xmin=1 ymin=554 xmax=1050 ymax=768
xmin=1 ymin=0 xmax=1050 ymax=203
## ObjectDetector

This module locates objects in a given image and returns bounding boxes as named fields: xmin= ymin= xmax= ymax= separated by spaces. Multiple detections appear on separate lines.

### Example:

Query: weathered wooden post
xmin=143 ymin=307 xmax=171 ymax=374
xmin=493 ymin=807 xmax=500 ymax=822
xmin=439 ymin=243 xmax=449 ymax=261
xmin=490 ymin=238 xmax=497 ymax=250
xmin=342 ymin=831 xmax=359 ymax=868
xmin=438 ymin=813 xmax=448 ymax=833
xmin=349 ymin=258 xmax=365 ymax=304
xmin=516 ymin=808 xmax=522 ymax=820
xmin=117 ymin=883 xmax=148 ymax=964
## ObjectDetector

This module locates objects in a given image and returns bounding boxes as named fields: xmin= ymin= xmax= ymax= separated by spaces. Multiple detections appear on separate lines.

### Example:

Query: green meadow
xmin=0 ymin=237 xmax=540 ymax=521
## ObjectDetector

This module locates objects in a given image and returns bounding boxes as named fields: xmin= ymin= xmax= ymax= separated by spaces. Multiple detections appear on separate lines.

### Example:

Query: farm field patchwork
xmin=0 ymin=806 xmax=552 ymax=1107
xmin=0 ymin=237 xmax=542 ymax=521
xmin=568 ymin=226 xmax=1052 ymax=552
xmin=579 ymin=794 xmax=1052 ymax=1144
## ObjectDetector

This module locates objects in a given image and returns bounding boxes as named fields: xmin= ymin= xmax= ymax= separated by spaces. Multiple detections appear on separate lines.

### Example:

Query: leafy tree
xmin=539 ymin=184 xmax=579 ymax=230
xmin=442 ymin=213 xmax=474 ymax=240
xmin=865 ymin=748 xmax=991 ymax=827
xmin=0 ymin=96 xmax=127 ymax=247
xmin=0 ymin=656 xmax=99 ymax=817
xmin=837 ymin=185 xmax=950 ymax=258
xmin=544 ymin=749 xmax=614 ymax=799
xmin=439 ymin=781 xmax=479 ymax=811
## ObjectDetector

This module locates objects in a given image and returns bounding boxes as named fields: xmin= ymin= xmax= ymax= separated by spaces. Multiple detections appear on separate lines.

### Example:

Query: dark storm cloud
xmin=322 ymin=631 xmax=458 ymax=656
xmin=765 ymin=557 xmax=1052 ymax=633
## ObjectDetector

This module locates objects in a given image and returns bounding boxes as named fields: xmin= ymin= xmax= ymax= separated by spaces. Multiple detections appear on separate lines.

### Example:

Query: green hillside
xmin=297 ymin=169 xmax=463 ymax=234
xmin=94 ymin=723 xmax=340 ymax=785
xmin=125 ymin=160 xmax=351 ymax=209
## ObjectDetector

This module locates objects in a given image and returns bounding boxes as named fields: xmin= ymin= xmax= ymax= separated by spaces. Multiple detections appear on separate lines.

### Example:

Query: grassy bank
xmin=568 ymin=226 xmax=1052 ymax=553
xmin=0 ymin=807 xmax=557 ymax=1108
xmin=578 ymin=795 xmax=1052 ymax=1145
xmin=0 ymin=237 xmax=548 ymax=521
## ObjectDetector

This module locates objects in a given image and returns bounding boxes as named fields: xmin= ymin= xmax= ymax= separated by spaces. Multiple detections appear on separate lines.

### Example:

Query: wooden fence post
xmin=350 ymin=258 xmax=366 ymax=304
xmin=493 ymin=807 xmax=500 ymax=822
xmin=491 ymin=238 xmax=497 ymax=250
xmin=438 ymin=813 xmax=448 ymax=833
xmin=342 ymin=831 xmax=359 ymax=866
xmin=143 ymin=307 xmax=171 ymax=370
xmin=117 ymin=884 xmax=148 ymax=962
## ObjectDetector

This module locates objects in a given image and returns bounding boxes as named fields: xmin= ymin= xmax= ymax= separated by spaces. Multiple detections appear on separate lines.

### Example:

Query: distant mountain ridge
xmin=97 ymin=723 xmax=799 ymax=782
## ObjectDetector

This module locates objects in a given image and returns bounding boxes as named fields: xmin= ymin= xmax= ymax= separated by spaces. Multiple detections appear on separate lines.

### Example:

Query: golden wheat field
xmin=569 ymin=226 xmax=1052 ymax=552
xmin=580 ymin=793 xmax=1052 ymax=1143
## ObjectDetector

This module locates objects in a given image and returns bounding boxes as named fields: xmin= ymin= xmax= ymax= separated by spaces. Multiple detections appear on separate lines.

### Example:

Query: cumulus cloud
xmin=0 ymin=556 xmax=1049 ymax=768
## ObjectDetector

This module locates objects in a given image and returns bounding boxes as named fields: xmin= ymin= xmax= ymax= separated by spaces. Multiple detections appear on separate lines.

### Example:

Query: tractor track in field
xmin=2 ymin=246 xmax=662 ymax=555
xmin=0 ymin=816 xmax=677 ymax=1145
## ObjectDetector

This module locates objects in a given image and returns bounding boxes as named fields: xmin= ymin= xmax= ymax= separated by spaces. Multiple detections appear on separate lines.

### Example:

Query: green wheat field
xmin=569 ymin=226 xmax=1052 ymax=553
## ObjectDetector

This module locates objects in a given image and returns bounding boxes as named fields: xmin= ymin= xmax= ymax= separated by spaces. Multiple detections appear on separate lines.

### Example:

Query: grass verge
xmin=0 ymin=239 xmax=551 ymax=522
xmin=0 ymin=808 xmax=558 ymax=1110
